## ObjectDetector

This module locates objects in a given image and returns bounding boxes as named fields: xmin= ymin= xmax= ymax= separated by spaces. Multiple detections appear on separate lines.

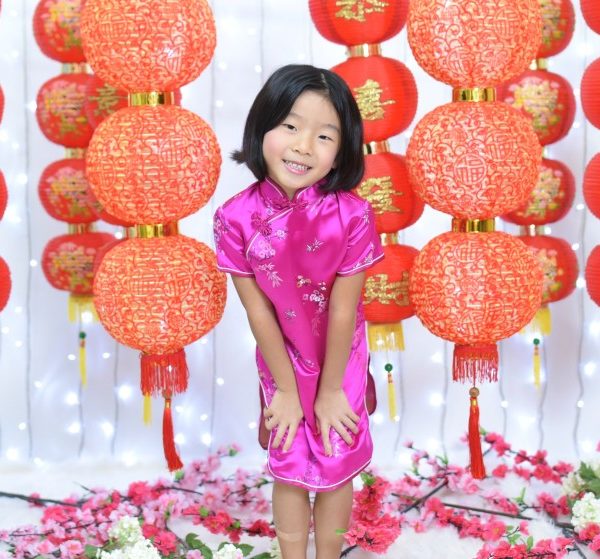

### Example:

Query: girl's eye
xmin=319 ymin=135 xmax=333 ymax=141
xmin=282 ymin=123 xmax=296 ymax=131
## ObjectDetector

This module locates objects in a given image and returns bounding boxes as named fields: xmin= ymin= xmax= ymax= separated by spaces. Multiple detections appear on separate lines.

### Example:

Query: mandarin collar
xmin=261 ymin=177 xmax=327 ymax=210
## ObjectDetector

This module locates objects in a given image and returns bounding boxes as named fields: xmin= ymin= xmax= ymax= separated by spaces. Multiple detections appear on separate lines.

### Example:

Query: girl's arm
xmin=314 ymin=272 xmax=363 ymax=456
xmin=231 ymin=276 xmax=303 ymax=452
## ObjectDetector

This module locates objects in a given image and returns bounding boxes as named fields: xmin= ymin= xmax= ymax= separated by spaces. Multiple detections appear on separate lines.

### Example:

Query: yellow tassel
xmin=143 ymin=394 xmax=152 ymax=425
xmin=68 ymin=294 xmax=98 ymax=323
xmin=79 ymin=332 xmax=87 ymax=387
xmin=385 ymin=363 xmax=397 ymax=420
xmin=532 ymin=306 xmax=551 ymax=336
xmin=368 ymin=323 xmax=405 ymax=352
xmin=533 ymin=338 xmax=541 ymax=389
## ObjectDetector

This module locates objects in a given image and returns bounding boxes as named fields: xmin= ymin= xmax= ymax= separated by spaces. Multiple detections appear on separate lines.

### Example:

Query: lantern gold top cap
xmin=452 ymin=87 xmax=496 ymax=103
xmin=129 ymin=91 xmax=177 ymax=107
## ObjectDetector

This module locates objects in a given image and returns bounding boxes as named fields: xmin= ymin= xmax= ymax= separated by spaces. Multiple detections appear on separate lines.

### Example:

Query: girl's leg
xmin=313 ymin=481 xmax=353 ymax=559
xmin=272 ymin=481 xmax=311 ymax=559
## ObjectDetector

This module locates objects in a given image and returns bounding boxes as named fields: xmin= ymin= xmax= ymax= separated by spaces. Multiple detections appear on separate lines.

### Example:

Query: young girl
xmin=213 ymin=64 xmax=383 ymax=559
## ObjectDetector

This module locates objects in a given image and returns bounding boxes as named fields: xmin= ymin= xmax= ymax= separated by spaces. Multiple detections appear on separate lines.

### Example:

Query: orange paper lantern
xmin=584 ymin=153 xmax=600 ymax=219
xmin=497 ymin=69 xmax=576 ymax=146
xmin=86 ymin=187 xmax=134 ymax=227
xmin=407 ymin=0 xmax=542 ymax=87
xmin=406 ymin=101 xmax=542 ymax=219
xmin=38 ymin=158 xmax=97 ymax=224
xmin=42 ymin=231 xmax=115 ymax=295
xmin=503 ymin=158 xmax=575 ymax=225
xmin=86 ymin=105 xmax=221 ymax=223
xmin=586 ymin=245 xmax=600 ymax=307
xmin=581 ymin=0 xmax=600 ymax=35
xmin=332 ymin=55 xmax=417 ymax=142
xmin=94 ymin=236 xmax=226 ymax=357
xmin=309 ymin=0 xmax=407 ymax=45
xmin=0 ymin=171 xmax=6 ymax=220
xmin=581 ymin=58 xmax=600 ymax=130
xmin=80 ymin=0 xmax=216 ymax=91
xmin=32 ymin=0 xmax=85 ymax=63
xmin=0 ymin=256 xmax=10 ymax=312
xmin=357 ymin=153 xmax=423 ymax=233
xmin=36 ymin=73 xmax=93 ymax=148
xmin=537 ymin=0 xmax=575 ymax=58
xmin=409 ymin=231 xmax=543 ymax=381
xmin=520 ymin=234 xmax=578 ymax=304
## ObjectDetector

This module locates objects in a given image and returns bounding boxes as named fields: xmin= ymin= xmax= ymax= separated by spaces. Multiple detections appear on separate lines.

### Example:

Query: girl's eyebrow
xmin=288 ymin=111 xmax=340 ymax=133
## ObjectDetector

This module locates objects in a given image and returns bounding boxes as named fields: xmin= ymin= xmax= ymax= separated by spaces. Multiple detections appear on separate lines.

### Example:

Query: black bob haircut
xmin=232 ymin=64 xmax=365 ymax=193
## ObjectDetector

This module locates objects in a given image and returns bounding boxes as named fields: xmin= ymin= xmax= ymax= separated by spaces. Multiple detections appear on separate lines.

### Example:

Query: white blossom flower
xmin=588 ymin=457 xmax=600 ymax=478
xmin=572 ymin=492 xmax=600 ymax=532
xmin=561 ymin=471 xmax=584 ymax=496
xmin=108 ymin=516 xmax=143 ymax=547
xmin=269 ymin=539 xmax=282 ymax=559
xmin=214 ymin=544 xmax=244 ymax=559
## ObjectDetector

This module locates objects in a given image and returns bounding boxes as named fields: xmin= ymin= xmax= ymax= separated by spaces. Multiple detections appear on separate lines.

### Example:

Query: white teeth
xmin=285 ymin=160 xmax=309 ymax=171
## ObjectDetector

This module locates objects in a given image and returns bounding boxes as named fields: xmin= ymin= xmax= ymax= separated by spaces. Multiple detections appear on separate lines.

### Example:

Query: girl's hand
xmin=314 ymin=388 xmax=360 ymax=457
xmin=264 ymin=389 xmax=304 ymax=452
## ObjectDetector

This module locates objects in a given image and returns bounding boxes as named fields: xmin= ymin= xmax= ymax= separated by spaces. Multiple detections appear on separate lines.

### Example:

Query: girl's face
xmin=262 ymin=90 xmax=341 ymax=199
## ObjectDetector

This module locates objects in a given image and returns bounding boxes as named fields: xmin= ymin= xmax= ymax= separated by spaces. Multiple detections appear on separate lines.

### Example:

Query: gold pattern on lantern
xmin=380 ymin=233 xmax=399 ymax=246
xmin=364 ymin=272 xmax=409 ymax=306
xmin=129 ymin=92 xmax=176 ymax=107
xmin=68 ymin=223 xmax=95 ymax=234
xmin=357 ymin=176 xmax=402 ymax=214
xmin=131 ymin=223 xmax=180 ymax=239
xmin=536 ymin=248 xmax=562 ymax=302
xmin=354 ymin=79 xmax=394 ymax=120
xmin=512 ymin=80 xmax=560 ymax=136
xmin=335 ymin=0 xmax=389 ymax=22
xmin=91 ymin=83 xmax=122 ymax=115
xmin=348 ymin=44 xmax=382 ymax=58
xmin=451 ymin=219 xmax=496 ymax=233
xmin=540 ymin=0 xmax=565 ymax=48
xmin=363 ymin=140 xmax=390 ymax=155
xmin=520 ymin=167 xmax=562 ymax=218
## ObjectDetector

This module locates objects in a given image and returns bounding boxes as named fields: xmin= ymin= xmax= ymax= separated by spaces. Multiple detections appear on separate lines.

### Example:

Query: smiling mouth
xmin=283 ymin=160 xmax=311 ymax=173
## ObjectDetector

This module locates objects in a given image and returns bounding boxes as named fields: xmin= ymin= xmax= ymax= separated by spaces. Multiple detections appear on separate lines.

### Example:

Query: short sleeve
xmin=337 ymin=203 xmax=384 ymax=276
xmin=213 ymin=207 xmax=254 ymax=277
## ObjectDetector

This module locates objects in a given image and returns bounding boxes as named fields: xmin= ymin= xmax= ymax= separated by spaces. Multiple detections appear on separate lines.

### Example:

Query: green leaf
xmin=199 ymin=506 xmax=210 ymax=518
xmin=249 ymin=554 xmax=272 ymax=559
xmin=585 ymin=478 xmax=600 ymax=497
xmin=228 ymin=447 xmax=239 ymax=457
xmin=515 ymin=487 xmax=527 ymax=506
xmin=236 ymin=544 xmax=254 ymax=556
xmin=360 ymin=471 xmax=376 ymax=486
xmin=185 ymin=533 xmax=212 ymax=556
xmin=526 ymin=536 xmax=534 ymax=551
xmin=579 ymin=462 xmax=596 ymax=482
xmin=84 ymin=545 xmax=100 ymax=559
xmin=174 ymin=470 xmax=184 ymax=482
xmin=335 ymin=528 xmax=348 ymax=535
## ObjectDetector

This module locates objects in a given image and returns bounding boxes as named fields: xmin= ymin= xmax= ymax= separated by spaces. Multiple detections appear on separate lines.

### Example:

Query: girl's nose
xmin=292 ymin=135 xmax=311 ymax=155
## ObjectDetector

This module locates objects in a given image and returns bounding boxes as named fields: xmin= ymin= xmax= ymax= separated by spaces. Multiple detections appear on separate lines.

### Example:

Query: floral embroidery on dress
xmin=306 ymin=238 xmax=324 ymax=253
xmin=274 ymin=228 xmax=288 ymax=240
xmin=362 ymin=205 xmax=370 ymax=223
xmin=213 ymin=212 xmax=228 ymax=246
xmin=296 ymin=275 xmax=312 ymax=288
xmin=257 ymin=263 xmax=282 ymax=287
xmin=252 ymin=238 xmax=275 ymax=260
xmin=284 ymin=309 xmax=297 ymax=320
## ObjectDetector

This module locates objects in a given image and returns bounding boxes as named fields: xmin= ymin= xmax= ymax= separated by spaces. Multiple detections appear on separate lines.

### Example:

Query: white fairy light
xmin=215 ymin=99 xmax=224 ymax=108
xmin=67 ymin=421 xmax=81 ymax=434
xmin=254 ymin=64 xmax=262 ymax=73
xmin=200 ymin=338 xmax=208 ymax=345
xmin=248 ymin=421 xmax=257 ymax=429
xmin=573 ymin=121 xmax=581 ymax=129
xmin=501 ymin=400 xmax=509 ymax=408
xmin=216 ymin=377 xmax=225 ymax=386
xmin=27 ymin=101 xmax=36 ymax=112
xmin=544 ymin=226 xmax=552 ymax=234
xmin=18 ymin=422 xmax=26 ymax=431
xmin=65 ymin=392 xmax=79 ymax=406
xmin=33 ymin=457 xmax=44 ymax=467
xmin=372 ymin=412 xmax=384 ymax=425
xmin=576 ymin=203 xmax=585 ymax=211
xmin=590 ymin=322 xmax=600 ymax=336
xmin=577 ymin=400 xmax=585 ymax=408
xmin=118 ymin=385 xmax=132 ymax=400
xmin=67 ymin=354 xmax=76 ymax=361
xmin=14 ymin=340 xmax=23 ymax=348
xmin=102 ymin=352 xmax=111 ymax=359
xmin=397 ymin=450 xmax=412 ymax=466
xmin=16 ymin=173 xmax=27 ymax=185
xmin=218 ymin=61 xmax=228 ymax=70
xmin=101 ymin=422 xmax=114 ymax=437
xmin=34 ymin=381 xmax=43 ymax=389
xmin=174 ymin=434 xmax=186 ymax=445
xmin=581 ymin=440 xmax=594 ymax=453
xmin=30 ymin=259 xmax=38 ymax=267
xmin=6 ymin=448 xmax=19 ymax=461
xmin=14 ymin=306 xmax=22 ymax=314
xmin=81 ymin=311 xmax=94 ymax=324
xmin=1 ymin=326 xmax=8 ymax=334
xmin=576 ymin=277 xmax=586 ymax=289
xmin=201 ymin=433 xmax=212 ymax=446
xmin=394 ymin=415 xmax=400 ymax=422
xmin=114 ymin=231 xmax=124 ymax=239
xmin=122 ymin=452 xmax=137 ymax=466
xmin=200 ymin=414 xmax=208 ymax=421
xmin=430 ymin=352 xmax=443 ymax=364
xmin=571 ymin=243 xmax=580 ymax=251
xmin=429 ymin=392 xmax=444 ymax=407
xmin=584 ymin=362 xmax=597 ymax=377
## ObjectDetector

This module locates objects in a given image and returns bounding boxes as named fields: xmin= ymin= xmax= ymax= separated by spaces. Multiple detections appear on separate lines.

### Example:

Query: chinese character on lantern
xmin=354 ymin=79 xmax=394 ymax=120
xmin=335 ymin=0 xmax=389 ymax=22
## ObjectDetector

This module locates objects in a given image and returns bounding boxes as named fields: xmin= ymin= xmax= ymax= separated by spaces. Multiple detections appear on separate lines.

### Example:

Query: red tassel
xmin=141 ymin=349 xmax=189 ymax=397
xmin=453 ymin=343 xmax=498 ymax=384
xmin=468 ymin=387 xmax=486 ymax=480
xmin=162 ymin=397 xmax=183 ymax=471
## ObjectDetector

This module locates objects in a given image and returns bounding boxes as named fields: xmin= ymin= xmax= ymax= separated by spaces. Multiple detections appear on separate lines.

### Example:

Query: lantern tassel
xmin=532 ymin=305 xmax=551 ymax=336
xmin=367 ymin=323 xmax=405 ymax=352
xmin=141 ymin=349 xmax=189 ymax=397
xmin=143 ymin=394 xmax=152 ymax=425
xmin=453 ymin=344 xmax=498 ymax=384
xmin=162 ymin=397 xmax=183 ymax=472
xmin=79 ymin=331 xmax=87 ymax=387
xmin=384 ymin=363 xmax=397 ymax=420
xmin=533 ymin=338 xmax=542 ymax=389
xmin=468 ymin=387 xmax=486 ymax=480
xmin=68 ymin=294 xmax=98 ymax=323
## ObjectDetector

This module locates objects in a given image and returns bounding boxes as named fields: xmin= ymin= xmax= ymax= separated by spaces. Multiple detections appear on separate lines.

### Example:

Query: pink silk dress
xmin=213 ymin=177 xmax=384 ymax=492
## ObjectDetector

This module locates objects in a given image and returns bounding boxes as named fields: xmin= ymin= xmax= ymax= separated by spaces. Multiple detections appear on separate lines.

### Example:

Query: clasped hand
xmin=314 ymin=387 xmax=359 ymax=457
xmin=263 ymin=389 xmax=304 ymax=452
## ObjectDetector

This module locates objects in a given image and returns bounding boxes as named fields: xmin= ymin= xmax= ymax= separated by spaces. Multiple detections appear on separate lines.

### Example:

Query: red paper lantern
xmin=36 ymin=73 xmax=93 ymax=148
xmin=38 ymin=158 xmax=97 ymax=224
xmin=332 ymin=55 xmax=417 ymax=142
xmin=581 ymin=58 xmax=600 ymax=130
xmin=84 ymin=74 xmax=183 ymax=129
xmin=497 ymin=69 xmax=576 ymax=146
xmin=32 ymin=0 xmax=85 ymax=63
xmin=309 ymin=0 xmax=408 ymax=45
xmin=581 ymin=0 xmax=600 ymax=35
xmin=584 ymin=153 xmax=600 ymax=219
xmin=80 ymin=0 xmax=216 ymax=92
xmin=409 ymin=231 xmax=543 ymax=377
xmin=0 ymin=171 xmax=6 ymax=220
xmin=86 ymin=105 xmax=221 ymax=224
xmin=357 ymin=153 xmax=422 ymax=233
xmin=42 ymin=231 xmax=115 ymax=295
xmin=407 ymin=0 xmax=541 ymax=87
xmin=520 ymin=234 xmax=578 ymax=304
xmin=0 ymin=256 xmax=11 ymax=312
xmin=503 ymin=158 xmax=575 ymax=225
xmin=0 ymin=84 xmax=4 ymax=124
xmin=537 ymin=0 xmax=575 ymax=58
xmin=406 ymin=101 xmax=542 ymax=219
xmin=586 ymin=245 xmax=600 ymax=307
xmin=94 ymin=236 xmax=226 ymax=356
xmin=364 ymin=243 xmax=418 ymax=324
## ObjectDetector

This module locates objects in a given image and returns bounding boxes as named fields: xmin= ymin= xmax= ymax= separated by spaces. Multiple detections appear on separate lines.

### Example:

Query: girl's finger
xmin=341 ymin=415 xmax=359 ymax=434
xmin=320 ymin=424 xmax=332 ymax=457
xmin=348 ymin=409 xmax=360 ymax=423
xmin=272 ymin=426 xmax=285 ymax=449
xmin=333 ymin=422 xmax=353 ymax=445
xmin=264 ymin=407 xmax=274 ymax=418
xmin=282 ymin=422 xmax=298 ymax=452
